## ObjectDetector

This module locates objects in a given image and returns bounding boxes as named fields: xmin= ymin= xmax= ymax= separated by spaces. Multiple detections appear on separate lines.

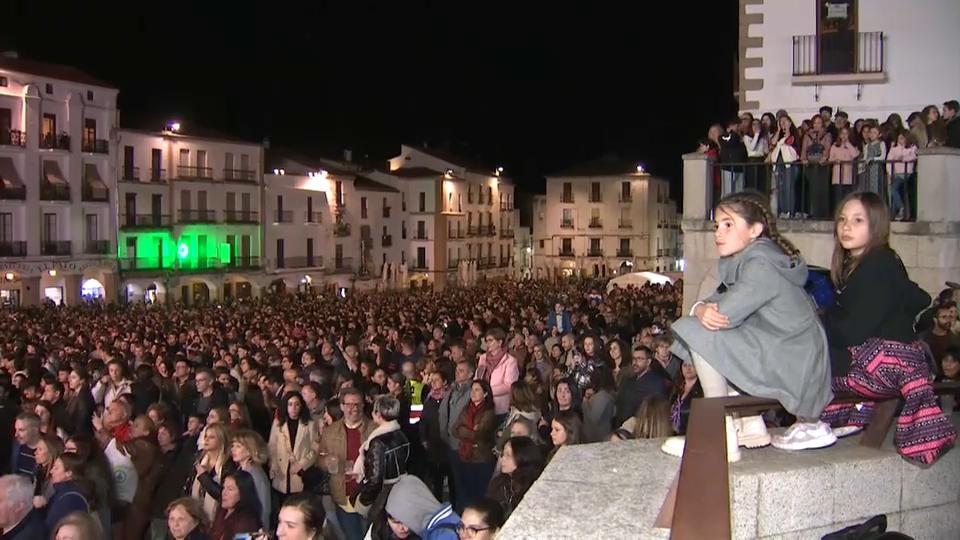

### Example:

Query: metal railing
xmin=178 ymin=209 xmax=217 ymax=223
xmin=414 ymin=232 xmax=429 ymax=240
xmin=333 ymin=223 xmax=351 ymax=237
xmin=121 ymin=167 xmax=140 ymax=182
xmin=560 ymin=194 xmax=574 ymax=203
xmin=40 ymin=241 xmax=71 ymax=256
xmin=40 ymin=133 xmax=70 ymax=150
xmin=588 ymin=217 xmax=602 ymax=228
xmin=0 ymin=241 xmax=27 ymax=257
xmin=81 ymin=184 xmax=109 ymax=202
xmin=305 ymin=212 xmax=322 ymax=223
xmin=81 ymin=138 xmax=109 ymax=154
xmin=326 ymin=257 xmax=354 ymax=274
xmin=84 ymin=240 xmax=111 ymax=255
xmin=382 ymin=235 xmax=393 ymax=247
xmin=0 ymin=130 xmax=25 ymax=147
xmin=616 ymin=249 xmax=633 ymax=257
xmin=120 ymin=214 xmax=172 ymax=228
xmin=176 ymin=166 xmax=213 ymax=179
xmin=223 ymin=168 xmax=257 ymax=182
xmin=500 ymin=202 xmax=514 ymax=211
xmin=618 ymin=193 xmax=633 ymax=203
xmin=276 ymin=256 xmax=322 ymax=269
xmin=227 ymin=256 xmax=261 ymax=268
xmin=558 ymin=249 xmax=575 ymax=258
xmin=500 ymin=229 xmax=515 ymax=239
xmin=0 ymin=186 xmax=25 ymax=200
xmin=224 ymin=210 xmax=258 ymax=223
xmin=586 ymin=249 xmax=603 ymax=257
xmin=274 ymin=210 xmax=293 ymax=223
xmin=792 ymin=31 xmax=884 ymax=77
xmin=618 ymin=218 xmax=632 ymax=229
xmin=710 ymin=159 xmax=916 ymax=221
xmin=560 ymin=219 xmax=574 ymax=229
xmin=40 ymin=183 xmax=70 ymax=201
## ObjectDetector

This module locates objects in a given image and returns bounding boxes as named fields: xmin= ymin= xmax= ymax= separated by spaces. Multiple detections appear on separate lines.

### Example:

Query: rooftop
xmin=354 ymin=176 xmax=399 ymax=193
xmin=387 ymin=166 xmax=445 ymax=178
xmin=550 ymin=154 xmax=650 ymax=178
xmin=0 ymin=54 xmax=116 ymax=90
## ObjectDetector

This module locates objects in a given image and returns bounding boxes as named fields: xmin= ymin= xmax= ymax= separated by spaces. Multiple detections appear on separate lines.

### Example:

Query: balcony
xmin=120 ymin=213 xmax=172 ymax=229
xmin=560 ymin=219 xmax=574 ymax=229
xmin=0 ymin=241 xmax=27 ymax=257
xmin=333 ymin=222 xmax=351 ymax=237
xmin=617 ymin=248 xmax=634 ymax=257
xmin=618 ymin=218 xmax=633 ymax=229
xmin=447 ymin=260 xmax=459 ymax=269
xmin=558 ymin=249 xmax=575 ymax=258
xmin=0 ymin=186 xmax=26 ymax=200
xmin=792 ymin=31 xmax=885 ymax=85
xmin=178 ymin=209 xmax=217 ymax=223
xmin=412 ymin=260 xmax=429 ymax=271
xmin=176 ymin=166 xmax=213 ymax=180
xmin=499 ymin=257 xmax=512 ymax=267
xmin=274 ymin=210 xmax=293 ymax=223
xmin=40 ymin=133 xmax=71 ymax=151
xmin=40 ymin=182 xmax=70 ymax=201
xmin=500 ymin=229 xmax=515 ymax=239
xmin=228 ymin=256 xmax=261 ymax=269
xmin=0 ymin=130 xmax=25 ymax=147
xmin=382 ymin=235 xmax=393 ymax=247
xmin=500 ymin=202 xmax=514 ymax=212
xmin=467 ymin=226 xmax=478 ymax=236
xmin=84 ymin=240 xmax=111 ymax=255
xmin=224 ymin=168 xmax=257 ymax=183
xmin=560 ymin=194 xmax=574 ymax=204
xmin=326 ymin=257 xmax=354 ymax=274
xmin=619 ymin=193 xmax=633 ymax=203
xmin=382 ymin=207 xmax=391 ymax=218
xmin=587 ymin=249 xmax=603 ymax=257
xmin=278 ymin=256 xmax=322 ymax=269
xmin=81 ymin=138 xmax=109 ymax=154
xmin=119 ymin=258 xmax=166 ymax=272
xmin=121 ymin=167 xmax=140 ymax=182
xmin=414 ymin=232 xmax=428 ymax=240
xmin=485 ymin=225 xmax=496 ymax=237
xmin=224 ymin=210 xmax=258 ymax=223
xmin=589 ymin=194 xmax=602 ymax=203
xmin=588 ymin=217 xmax=602 ymax=228
xmin=177 ymin=258 xmax=222 ymax=271
xmin=305 ymin=212 xmax=322 ymax=223
xmin=81 ymin=184 xmax=109 ymax=202
xmin=41 ymin=241 xmax=71 ymax=256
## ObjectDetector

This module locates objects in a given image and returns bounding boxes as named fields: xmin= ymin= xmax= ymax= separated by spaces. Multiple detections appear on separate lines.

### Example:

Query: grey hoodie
xmin=384 ymin=475 xmax=445 ymax=536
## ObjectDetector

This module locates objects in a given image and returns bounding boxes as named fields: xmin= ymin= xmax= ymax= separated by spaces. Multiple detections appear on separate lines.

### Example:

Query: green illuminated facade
xmin=118 ymin=225 xmax=257 ymax=271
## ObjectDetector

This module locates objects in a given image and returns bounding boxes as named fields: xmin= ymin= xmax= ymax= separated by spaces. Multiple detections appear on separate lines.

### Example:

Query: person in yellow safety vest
xmin=407 ymin=377 xmax=425 ymax=406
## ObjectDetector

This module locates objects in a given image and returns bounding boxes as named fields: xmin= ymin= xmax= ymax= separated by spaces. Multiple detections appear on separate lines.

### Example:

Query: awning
xmin=43 ymin=161 xmax=67 ymax=185
xmin=84 ymin=163 xmax=108 ymax=198
xmin=0 ymin=157 xmax=23 ymax=187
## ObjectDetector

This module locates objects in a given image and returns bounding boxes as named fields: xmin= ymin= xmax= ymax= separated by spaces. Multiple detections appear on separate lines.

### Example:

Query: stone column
xmin=682 ymin=152 xmax=714 ymax=221
xmin=64 ymin=274 xmax=81 ymax=306
xmin=916 ymin=147 xmax=960 ymax=223
xmin=103 ymin=272 xmax=120 ymax=304
xmin=21 ymin=276 xmax=41 ymax=306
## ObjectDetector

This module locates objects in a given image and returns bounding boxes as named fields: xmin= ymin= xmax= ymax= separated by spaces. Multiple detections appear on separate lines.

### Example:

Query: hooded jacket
xmin=382 ymin=475 xmax=460 ymax=539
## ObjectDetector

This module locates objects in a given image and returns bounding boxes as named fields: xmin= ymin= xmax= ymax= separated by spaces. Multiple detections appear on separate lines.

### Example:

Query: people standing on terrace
xmin=768 ymin=115 xmax=801 ymax=219
xmin=718 ymin=119 xmax=748 ymax=196
xmin=819 ymin=191 xmax=957 ymax=465
xmin=801 ymin=115 xmax=833 ymax=219
xmin=885 ymin=132 xmax=918 ymax=220
xmin=661 ymin=190 xmax=835 ymax=462
xmin=828 ymin=126 xmax=860 ymax=205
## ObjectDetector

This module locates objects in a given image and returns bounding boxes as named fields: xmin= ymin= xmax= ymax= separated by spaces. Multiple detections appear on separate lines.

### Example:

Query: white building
xmin=533 ymin=157 xmax=679 ymax=279
xmin=115 ymin=127 xmax=264 ymax=304
xmin=737 ymin=0 xmax=960 ymax=120
xmin=514 ymin=220 xmax=533 ymax=279
xmin=364 ymin=144 xmax=517 ymax=289
xmin=0 ymin=54 xmax=119 ymax=305
xmin=263 ymin=151 xmax=404 ymax=292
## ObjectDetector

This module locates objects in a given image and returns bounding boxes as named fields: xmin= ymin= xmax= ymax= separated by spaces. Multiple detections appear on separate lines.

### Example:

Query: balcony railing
xmin=121 ymin=167 xmax=140 ymax=182
xmin=40 ymin=133 xmax=70 ymax=151
xmin=414 ymin=232 xmax=429 ymax=240
xmin=500 ymin=229 xmax=515 ymax=239
xmin=412 ymin=261 xmax=429 ymax=271
xmin=81 ymin=184 xmax=109 ymax=202
xmin=382 ymin=207 xmax=391 ymax=218
xmin=792 ymin=31 xmax=884 ymax=79
xmin=589 ymin=194 xmax=602 ymax=203
xmin=0 ymin=186 xmax=26 ymax=200
xmin=41 ymin=241 xmax=71 ymax=256
xmin=326 ymin=257 xmax=354 ymax=274
xmin=619 ymin=193 xmax=633 ymax=203
xmin=619 ymin=218 xmax=633 ymax=229
xmin=333 ymin=222 xmax=351 ymax=237
xmin=448 ymin=260 xmax=459 ymax=269
xmin=560 ymin=194 xmax=574 ymax=203
xmin=558 ymin=249 xmax=575 ymax=258
xmin=500 ymin=202 xmax=514 ymax=211
xmin=499 ymin=257 xmax=512 ymax=267
xmin=40 ymin=182 xmax=70 ymax=201
xmin=120 ymin=214 xmax=172 ymax=228
xmin=178 ymin=209 xmax=217 ymax=223
xmin=0 ymin=241 xmax=27 ymax=257
xmin=227 ymin=256 xmax=261 ymax=268
xmin=224 ymin=168 xmax=257 ymax=183
xmin=81 ymin=138 xmax=109 ymax=154
xmin=382 ymin=235 xmax=393 ymax=247
xmin=588 ymin=217 xmax=602 ymax=228
xmin=84 ymin=239 xmax=111 ymax=255
xmin=560 ymin=219 xmax=574 ymax=229
xmin=467 ymin=226 xmax=478 ymax=236
xmin=118 ymin=258 xmax=165 ymax=272
xmin=587 ymin=249 xmax=603 ymax=257
xmin=617 ymin=248 xmax=634 ymax=257
xmin=277 ymin=256 xmax=323 ymax=269
xmin=0 ymin=130 xmax=25 ymax=147
xmin=274 ymin=210 xmax=293 ymax=223
xmin=224 ymin=210 xmax=258 ymax=223
xmin=177 ymin=166 xmax=213 ymax=180
xmin=305 ymin=212 xmax=322 ymax=223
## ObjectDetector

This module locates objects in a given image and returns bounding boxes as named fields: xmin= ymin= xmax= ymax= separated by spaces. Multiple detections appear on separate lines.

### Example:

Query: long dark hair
xmin=65 ymin=433 xmax=118 ymax=511
xmin=498 ymin=436 xmax=544 ymax=515
xmin=830 ymin=191 xmax=891 ymax=286
xmin=222 ymin=470 xmax=263 ymax=529
xmin=276 ymin=391 xmax=310 ymax=425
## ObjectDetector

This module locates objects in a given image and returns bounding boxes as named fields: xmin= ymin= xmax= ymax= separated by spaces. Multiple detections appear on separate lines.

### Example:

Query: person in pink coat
xmin=827 ymin=125 xmax=860 ymax=205
xmin=886 ymin=131 xmax=918 ymax=219
xmin=475 ymin=328 xmax=520 ymax=424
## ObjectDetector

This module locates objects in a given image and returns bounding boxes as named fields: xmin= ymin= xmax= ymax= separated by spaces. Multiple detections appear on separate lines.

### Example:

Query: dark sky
xmin=9 ymin=2 xmax=738 ymax=197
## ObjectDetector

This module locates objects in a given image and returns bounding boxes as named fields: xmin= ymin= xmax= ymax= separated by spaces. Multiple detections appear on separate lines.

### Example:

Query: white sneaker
xmin=661 ymin=415 xmax=742 ymax=463
xmin=735 ymin=415 xmax=772 ymax=448
xmin=832 ymin=425 xmax=864 ymax=438
xmin=771 ymin=421 xmax=838 ymax=451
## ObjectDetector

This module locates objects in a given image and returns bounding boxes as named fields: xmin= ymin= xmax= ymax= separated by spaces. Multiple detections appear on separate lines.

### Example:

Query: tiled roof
xmin=408 ymin=145 xmax=494 ymax=174
xmin=0 ymin=56 xmax=116 ymax=89
xmin=354 ymin=176 xmax=399 ymax=193
xmin=388 ymin=167 xmax=444 ymax=178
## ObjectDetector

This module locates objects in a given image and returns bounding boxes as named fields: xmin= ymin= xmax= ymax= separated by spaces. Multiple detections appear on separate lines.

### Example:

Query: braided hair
xmin=716 ymin=190 xmax=801 ymax=262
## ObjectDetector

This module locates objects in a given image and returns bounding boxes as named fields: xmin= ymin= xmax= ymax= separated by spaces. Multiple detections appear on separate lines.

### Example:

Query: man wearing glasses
xmin=319 ymin=387 xmax=375 ymax=540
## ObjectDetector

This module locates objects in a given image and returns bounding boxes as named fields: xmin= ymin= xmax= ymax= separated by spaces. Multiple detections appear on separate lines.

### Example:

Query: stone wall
xmin=680 ymin=148 xmax=960 ymax=314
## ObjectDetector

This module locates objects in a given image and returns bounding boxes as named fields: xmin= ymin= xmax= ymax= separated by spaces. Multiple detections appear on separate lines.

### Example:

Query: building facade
xmin=116 ymin=128 xmax=264 ymax=304
xmin=533 ymin=159 xmax=679 ymax=279
xmin=0 ymin=55 xmax=119 ymax=305
xmin=366 ymin=145 xmax=517 ymax=289
xmin=737 ymin=0 xmax=960 ymax=120
xmin=263 ymin=152 xmax=404 ymax=292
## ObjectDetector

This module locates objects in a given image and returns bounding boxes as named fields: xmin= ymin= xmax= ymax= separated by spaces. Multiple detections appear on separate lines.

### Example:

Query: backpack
xmin=821 ymin=515 xmax=914 ymax=540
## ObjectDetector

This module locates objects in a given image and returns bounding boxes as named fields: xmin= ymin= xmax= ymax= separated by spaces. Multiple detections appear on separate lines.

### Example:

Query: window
xmin=416 ymin=220 xmax=426 ymax=239
xmin=590 ymin=182 xmax=601 ymax=202
xmin=561 ymin=238 xmax=572 ymax=252
xmin=335 ymin=181 xmax=344 ymax=206
xmin=361 ymin=197 xmax=368 ymax=219
xmin=0 ymin=213 xmax=11 ymax=242
xmin=179 ymin=149 xmax=189 ymax=166
xmin=86 ymin=90 xmax=94 ymax=101
xmin=561 ymin=208 xmax=573 ymax=228
xmin=401 ymin=222 xmax=407 ymax=239
xmin=85 ymin=214 xmax=98 ymax=243
xmin=45 ymin=83 xmax=53 ymax=94
xmin=0 ymin=77 xmax=7 ymax=87
xmin=561 ymin=182 xmax=573 ymax=203
xmin=42 ymin=113 xmax=56 ymax=137
xmin=306 ymin=238 xmax=314 ymax=265
xmin=620 ymin=182 xmax=631 ymax=202
xmin=590 ymin=238 xmax=601 ymax=253
xmin=539 ymin=239 xmax=544 ymax=249
xmin=276 ymin=239 xmax=285 ymax=268
xmin=416 ymin=247 xmax=426 ymax=268
xmin=418 ymin=192 xmax=426 ymax=212
xmin=42 ymin=213 xmax=57 ymax=241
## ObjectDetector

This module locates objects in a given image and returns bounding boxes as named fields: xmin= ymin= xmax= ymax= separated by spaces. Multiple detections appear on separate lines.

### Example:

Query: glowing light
xmin=167 ymin=122 xmax=181 ymax=132
xmin=636 ymin=165 xmax=645 ymax=173
xmin=4 ymin=273 xmax=12 ymax=280
xmin=177 ymin=243 xmax=189 ymax=259
xmin=48 ymin=270 xmax=57 ymax=277
xmin=444 ymin=169 xmax=454 ymax=179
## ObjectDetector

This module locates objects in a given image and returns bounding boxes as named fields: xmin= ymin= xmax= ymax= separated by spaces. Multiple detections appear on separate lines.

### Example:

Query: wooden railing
xmin=660 ymin=381 xmax=960 ymax=540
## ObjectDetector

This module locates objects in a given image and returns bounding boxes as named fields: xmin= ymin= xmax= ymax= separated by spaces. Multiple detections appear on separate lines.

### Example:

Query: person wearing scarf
xmin=453 ymin=380 xmax=497 ymax=512
xmin=475 ymin=328 xmax=519 ymax=426
xmin=351 ymin=395 xmax=411 ymax=522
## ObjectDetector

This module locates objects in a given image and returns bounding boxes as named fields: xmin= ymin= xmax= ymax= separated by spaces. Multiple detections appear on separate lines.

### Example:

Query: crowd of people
xmin=700 ymin=101 xmax=960 ymax=220
xmin=0 ymin=277 xmax=689 ymax=540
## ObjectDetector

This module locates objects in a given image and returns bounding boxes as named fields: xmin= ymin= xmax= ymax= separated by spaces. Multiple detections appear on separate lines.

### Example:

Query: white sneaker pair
xmin=771 ymin=421 xmax=838 ymax=451
xmin=661 ymin=415 xmax=771 ymax=463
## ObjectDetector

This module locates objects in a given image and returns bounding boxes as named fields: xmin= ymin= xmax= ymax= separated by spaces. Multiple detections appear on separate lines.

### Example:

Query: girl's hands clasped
xmin=694 ymin=303 xmax=729 ymax=331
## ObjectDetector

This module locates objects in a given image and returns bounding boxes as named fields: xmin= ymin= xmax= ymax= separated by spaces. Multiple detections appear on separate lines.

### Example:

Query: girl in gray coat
xmin=662 ymin=191 xmax=835 ymax=462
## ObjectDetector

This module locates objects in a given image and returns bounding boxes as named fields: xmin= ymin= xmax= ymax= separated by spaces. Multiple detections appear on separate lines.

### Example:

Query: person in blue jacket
xmin=547 ymin=302 xmax=573 ymax=335
xmin=366 ymin=475 xmax=461 ymax=539
xmin=41 ymin=453 xmax=93 ymax=532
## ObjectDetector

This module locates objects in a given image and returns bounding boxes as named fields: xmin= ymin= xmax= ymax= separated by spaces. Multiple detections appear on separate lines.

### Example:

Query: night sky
xmin=8 ymin=2 xmax=738 ymax=204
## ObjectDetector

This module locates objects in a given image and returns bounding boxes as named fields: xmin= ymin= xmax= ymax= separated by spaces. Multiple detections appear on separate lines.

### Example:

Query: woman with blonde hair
xmin=187 ymin=423 xmax=236 ymax=521
xmin=620 ymin=395 xmax=675 ymax=439
xmin=50 ymin=511 xmax=103 ymax=540
xmin=165 ymin=497 xmax=212 ymax=540
xmin=229 ymin=429 xmax=271 ymax=528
